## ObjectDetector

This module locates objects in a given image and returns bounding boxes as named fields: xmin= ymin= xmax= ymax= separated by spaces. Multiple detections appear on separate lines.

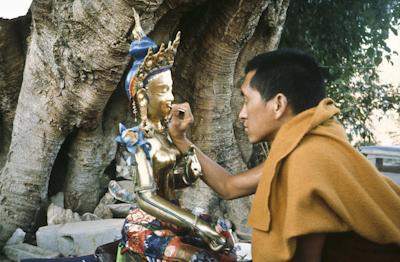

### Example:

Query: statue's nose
xmin=167 ymin=92 xmax=174 ymax=102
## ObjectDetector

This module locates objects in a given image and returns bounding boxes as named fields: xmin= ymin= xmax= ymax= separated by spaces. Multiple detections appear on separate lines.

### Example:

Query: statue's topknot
xmin=125 ymin=8 xmax=181 ymax=99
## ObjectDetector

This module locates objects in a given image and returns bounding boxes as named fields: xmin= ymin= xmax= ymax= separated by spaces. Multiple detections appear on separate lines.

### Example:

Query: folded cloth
xmin=118 ymin=207 xmax=236 ymax=261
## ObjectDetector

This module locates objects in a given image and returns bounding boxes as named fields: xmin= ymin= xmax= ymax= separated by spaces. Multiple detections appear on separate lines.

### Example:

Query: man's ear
xmin=273 ymin=93 xmax=289 ymax=119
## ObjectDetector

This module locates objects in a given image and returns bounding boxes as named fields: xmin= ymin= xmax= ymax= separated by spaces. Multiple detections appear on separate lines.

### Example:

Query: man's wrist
xmin=173 ymin=137 xmax=194 ymax=153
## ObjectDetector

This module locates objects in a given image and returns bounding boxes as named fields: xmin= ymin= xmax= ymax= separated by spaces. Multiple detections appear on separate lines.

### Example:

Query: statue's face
xmin=146 ymin=70 xmax=174 ymax=120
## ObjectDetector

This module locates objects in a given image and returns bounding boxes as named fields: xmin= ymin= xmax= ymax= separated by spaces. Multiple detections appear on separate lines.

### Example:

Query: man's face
xmin=239 ymin=71 xmax=282 ymax=144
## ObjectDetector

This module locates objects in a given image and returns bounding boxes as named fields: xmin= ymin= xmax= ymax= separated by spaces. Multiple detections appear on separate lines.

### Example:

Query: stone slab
xmin=3 ymin=243 xmax=60 ymax=261
xmin=36 ymin=224 xmax=62 ymax=253
xmin=36 ymin=219 xmax=124 ymax=257
xmin=6 ymin=228 xmax=26 ymax=246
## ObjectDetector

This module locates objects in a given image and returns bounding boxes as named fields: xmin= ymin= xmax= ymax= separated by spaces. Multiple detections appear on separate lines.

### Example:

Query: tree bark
xmin=0 ymin=16 xmax=30 ymax=168
xmin=63 ymin=87 xmax=128 ymax=213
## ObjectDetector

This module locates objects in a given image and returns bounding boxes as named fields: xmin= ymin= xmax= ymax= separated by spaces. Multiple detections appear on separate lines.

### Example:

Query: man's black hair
xmin=245 ymin=48 xmax=325 ymax=114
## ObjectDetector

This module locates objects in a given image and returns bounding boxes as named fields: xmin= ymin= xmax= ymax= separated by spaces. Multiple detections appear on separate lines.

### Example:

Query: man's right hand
xmin=169 ymin=103 xmax=194 ymax=143
xmin=169 ymin=103 xmax=262 ymax=200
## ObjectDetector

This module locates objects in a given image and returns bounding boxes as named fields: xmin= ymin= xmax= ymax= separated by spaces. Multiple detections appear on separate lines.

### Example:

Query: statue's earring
xmin=131 ymin=98 xmax=138 ymax=123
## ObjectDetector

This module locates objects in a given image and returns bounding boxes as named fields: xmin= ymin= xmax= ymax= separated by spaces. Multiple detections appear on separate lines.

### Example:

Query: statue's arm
xmin=133 ymin=146 xmax=228 ymax=251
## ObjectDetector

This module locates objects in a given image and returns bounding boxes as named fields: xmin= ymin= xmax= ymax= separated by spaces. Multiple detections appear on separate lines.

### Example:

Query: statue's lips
xmin=166 ymin=104 xmax=172 ymax=115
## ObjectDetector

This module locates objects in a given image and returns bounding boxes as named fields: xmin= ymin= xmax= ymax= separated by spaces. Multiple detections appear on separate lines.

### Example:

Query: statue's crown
xmin=125 ymin=9 xmax=180 ymax=98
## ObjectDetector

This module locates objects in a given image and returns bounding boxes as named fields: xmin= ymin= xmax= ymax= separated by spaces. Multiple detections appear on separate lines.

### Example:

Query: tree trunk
xmin=63 ymin=87 xmax=128 ymax=213
xmin=0 ymin=0 xmax=289 ymax=247
xmin=0 ymin=16 xmax=30 ymax=167
xmin=0 ymin=0 xmax=139 ymax=246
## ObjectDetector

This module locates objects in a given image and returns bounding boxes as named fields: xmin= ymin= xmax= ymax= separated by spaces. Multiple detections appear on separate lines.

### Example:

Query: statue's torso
xmin=146 ymin=131 xmax=181 ymax=199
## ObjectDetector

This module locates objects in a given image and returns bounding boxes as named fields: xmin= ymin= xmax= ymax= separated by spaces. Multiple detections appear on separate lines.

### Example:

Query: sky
xmin=378 ymin=30 xmax=400 ymax=85
xmin=0 ymin=0 xmax=32 ymax=19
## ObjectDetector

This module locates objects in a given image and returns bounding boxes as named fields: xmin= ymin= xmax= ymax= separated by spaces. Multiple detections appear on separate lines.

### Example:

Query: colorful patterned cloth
xmin=21 ymin=255 xmax=96 ymax=262
xmin=118 ymin=207 xmax=237 ymax=261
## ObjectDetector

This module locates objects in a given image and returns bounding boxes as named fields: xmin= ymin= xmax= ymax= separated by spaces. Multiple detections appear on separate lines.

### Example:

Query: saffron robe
xmin=248 ymin=98 xmax=400 ymax=261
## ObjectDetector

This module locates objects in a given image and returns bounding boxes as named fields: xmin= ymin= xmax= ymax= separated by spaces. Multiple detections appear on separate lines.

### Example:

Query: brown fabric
xmin=94 ymin=240 xmax=119 ymax=262
xmin=248 ymin=98 xmax=400 ymax=261
xmin=322 ymin=232 xmax=400 ymax=262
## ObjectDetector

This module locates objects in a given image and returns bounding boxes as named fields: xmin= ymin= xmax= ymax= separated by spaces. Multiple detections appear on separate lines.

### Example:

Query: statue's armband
xmin=182 ymin=145 xmax=202 ymax=186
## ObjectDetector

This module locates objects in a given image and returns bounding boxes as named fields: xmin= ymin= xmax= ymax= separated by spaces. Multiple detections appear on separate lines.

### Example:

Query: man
xmin=169 ymin=49 xmax=400 ymax=261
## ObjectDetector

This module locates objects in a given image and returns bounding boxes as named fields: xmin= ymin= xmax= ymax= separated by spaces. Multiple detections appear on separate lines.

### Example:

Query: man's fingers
xmin=181 ymin=103 xmax=193 ymax=121
xmin=171 ymin=103 xmax=193 ymax=122
xmin=171 ymin=104 xmax=183 ymax=116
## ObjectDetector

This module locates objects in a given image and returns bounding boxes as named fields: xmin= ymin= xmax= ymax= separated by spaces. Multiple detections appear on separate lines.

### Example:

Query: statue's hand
xmin=215 ymin=218 xmax=235 ymax=251
xmin=205 ymin=224 xmax=234 ymax=252
xmin=169 ymin=103 xmax=193 ymax=142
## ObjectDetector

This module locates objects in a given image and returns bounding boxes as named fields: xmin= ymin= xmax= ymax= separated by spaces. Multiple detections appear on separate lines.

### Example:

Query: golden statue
xmin=109 ymin=9 xmax=234 ymax=261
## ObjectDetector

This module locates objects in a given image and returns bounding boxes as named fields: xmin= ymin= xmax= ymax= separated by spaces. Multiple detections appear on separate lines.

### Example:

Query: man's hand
xmin=168 ymin=103 xmax=262 ymax=200
xmin=169 ymin=103 xmax=194 ymax=142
